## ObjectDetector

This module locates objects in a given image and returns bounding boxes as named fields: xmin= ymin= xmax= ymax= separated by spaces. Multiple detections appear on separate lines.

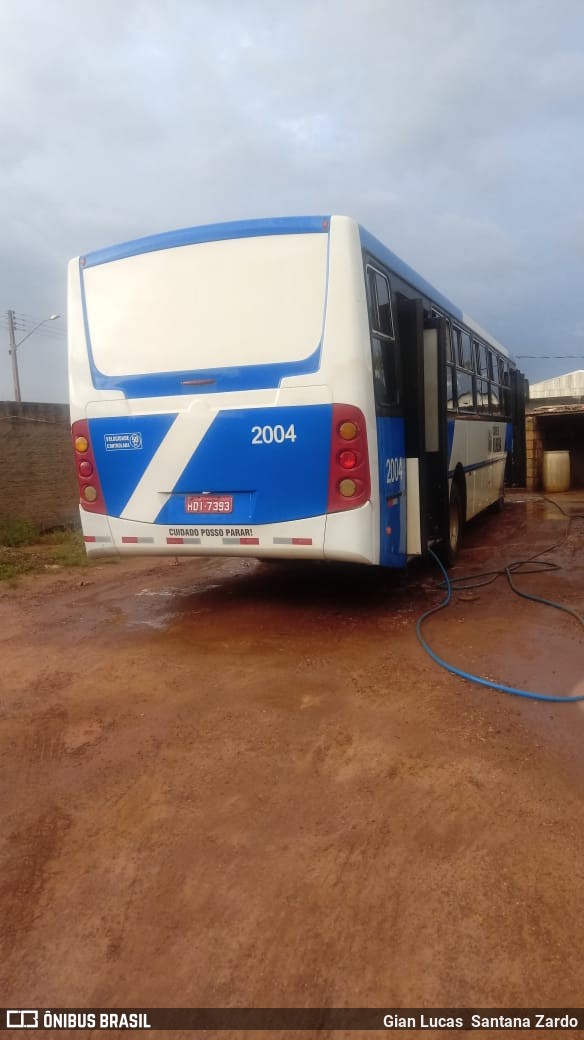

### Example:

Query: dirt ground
xmin=0 ymin=492 xmax=583 ymax=1035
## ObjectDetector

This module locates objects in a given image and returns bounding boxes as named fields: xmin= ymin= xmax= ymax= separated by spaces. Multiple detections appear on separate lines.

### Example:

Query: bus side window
xmin=488 ymin=350 xmax=501 ymax=414
xmin=446 ymin=363 xmax=457 ymax=411
xmin=456 ymin=368 xmax=475 ymax=412
xmin=450 ymin=327 xmax=460 ymax=364
xmin=374 ymin=270 xmax=395 ymax=338
xmin=472 ymin=339 xmax=480 ymax=371
xmin=478 ymin=343 xmax=489 ymax=377
xmin=366 ymin=265 xmax=400 ymax=410
xmin=459 ymin=330 xmax=473 ymax=370
xmin=444 ymin=322 xmax=456 ymax=409
xmin=500 ymin=360 xmax=510 ymax=415
xmin=476 ymin=342 xmax=489 ymax=413
xmin=457 ymin=330 xmax=475 ymax=412
xmin=490 ymin=381 xmax=501 ymax=414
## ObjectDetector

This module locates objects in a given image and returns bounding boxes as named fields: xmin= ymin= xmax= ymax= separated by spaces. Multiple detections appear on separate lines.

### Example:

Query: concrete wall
xmin=0 ymin=401 xmax=79 ymax=529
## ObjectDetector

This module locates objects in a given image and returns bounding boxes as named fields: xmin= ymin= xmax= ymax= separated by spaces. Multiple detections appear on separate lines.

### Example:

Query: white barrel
xmin=542 ymin=450 xmax=570 ymax=493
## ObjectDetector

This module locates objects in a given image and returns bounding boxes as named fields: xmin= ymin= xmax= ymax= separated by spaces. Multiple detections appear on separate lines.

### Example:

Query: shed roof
xmin=529 ymin=370 xmax=584 ymax=399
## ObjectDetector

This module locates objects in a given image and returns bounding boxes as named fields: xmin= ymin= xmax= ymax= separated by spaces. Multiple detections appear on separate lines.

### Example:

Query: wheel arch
xmin=451 ymin=463 xmax=467 ymax=523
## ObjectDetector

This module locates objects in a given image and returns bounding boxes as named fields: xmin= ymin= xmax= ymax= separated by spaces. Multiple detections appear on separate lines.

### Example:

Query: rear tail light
xmin=71 ymin=419 xmax=106 ymax=514
xmin=338 ymin=450 xmax=358 ymax=470
xmin=327 ymin=405 xmax=371 ymax=513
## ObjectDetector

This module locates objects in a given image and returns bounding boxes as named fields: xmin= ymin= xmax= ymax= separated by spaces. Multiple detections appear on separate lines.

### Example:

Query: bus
xmin=68 ymin=215 xmax=526 ymax=567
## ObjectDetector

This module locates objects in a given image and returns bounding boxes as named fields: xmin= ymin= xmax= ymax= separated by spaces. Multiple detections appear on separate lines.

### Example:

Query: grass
xmin=0 ymin=515 xmax=39 ymax=547
xmin=0 ymin=522 xmax=89 ymax=583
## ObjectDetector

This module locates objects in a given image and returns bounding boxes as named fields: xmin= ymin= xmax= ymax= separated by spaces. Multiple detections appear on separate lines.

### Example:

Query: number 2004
xmin=251 ymin=424 xmax=297 ymax=444
xmin=386 ymin=457 xmax=404 ymax=483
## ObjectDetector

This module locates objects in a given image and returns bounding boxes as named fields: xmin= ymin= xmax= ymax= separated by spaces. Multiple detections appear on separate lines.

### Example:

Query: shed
xmin=526 ymin=371 xmax=584 ymax=490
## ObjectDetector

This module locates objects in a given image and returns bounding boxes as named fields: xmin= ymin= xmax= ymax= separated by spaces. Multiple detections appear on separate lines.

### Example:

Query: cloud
xmin=0 ymin=0 xmax=583 ymax=398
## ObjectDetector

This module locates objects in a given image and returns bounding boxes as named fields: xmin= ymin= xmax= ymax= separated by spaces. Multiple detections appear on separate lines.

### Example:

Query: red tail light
xmin=327 ymin=405 xmax=371 ymax=513
xmin=71 ymin=419 xmax=106 ymax=514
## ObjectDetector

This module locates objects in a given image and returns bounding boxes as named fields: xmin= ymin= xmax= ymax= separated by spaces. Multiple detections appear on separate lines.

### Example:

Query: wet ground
xmin=0 ymin=491 xmax=583 ymax=1034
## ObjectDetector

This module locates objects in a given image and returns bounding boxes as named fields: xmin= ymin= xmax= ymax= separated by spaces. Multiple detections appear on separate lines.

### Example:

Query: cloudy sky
xmin=1 ymin=0 xmax=583 ymax=402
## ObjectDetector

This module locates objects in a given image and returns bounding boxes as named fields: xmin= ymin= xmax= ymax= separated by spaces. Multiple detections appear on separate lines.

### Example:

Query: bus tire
xmin=439 ymin=480 xmax=464 ymax=567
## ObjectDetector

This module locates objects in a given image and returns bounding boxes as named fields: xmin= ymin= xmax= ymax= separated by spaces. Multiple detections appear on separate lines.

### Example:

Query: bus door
xmin=506 ymin=368 xmax=528 ymax=486
xmin=396 ymin=299 xmax=449 ymax=556
xmin=366 ymin=263 xmax=407 ymax=567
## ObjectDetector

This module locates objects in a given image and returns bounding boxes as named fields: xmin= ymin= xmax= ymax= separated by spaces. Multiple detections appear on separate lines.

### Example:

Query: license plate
xmin=185 ymin=495 xmax=233 ymax=515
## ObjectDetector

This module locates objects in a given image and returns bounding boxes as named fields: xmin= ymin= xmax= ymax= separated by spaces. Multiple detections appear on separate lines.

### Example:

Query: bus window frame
xmin=459 ymin=329 xmax=474 ymax=371
xmin=365 ymin=261 xmax=401 ymax=413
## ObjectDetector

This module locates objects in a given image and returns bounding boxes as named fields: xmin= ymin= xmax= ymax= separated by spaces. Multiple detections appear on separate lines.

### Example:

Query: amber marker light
xmin=339 ymin=420 xmax=358 ymax=440
xmin=339 ymin=478 xmax=357 ymax=497
xmin=75 ymin=435 xmax=89 ymax=453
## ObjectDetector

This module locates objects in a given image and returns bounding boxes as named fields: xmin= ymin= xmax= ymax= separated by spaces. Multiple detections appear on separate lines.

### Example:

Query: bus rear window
xmin=82 ymin=233 xmax=328 ymax=377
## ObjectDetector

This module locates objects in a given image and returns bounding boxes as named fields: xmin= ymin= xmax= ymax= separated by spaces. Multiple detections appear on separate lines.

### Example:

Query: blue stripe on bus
xmin=85 ymin=344 xmax=323 ymax=398
xmin=155 ymin=405 xmax=332 ymax=525
xmin=88 ymin=412 xmax=177 ymax=518
xmin=376 ymin=416 xmax=407 ymax=567
xmin=81 ymin=216 xmax=330 ymax=268
xmin=447 ymin=419 xmax=455 ymax=463
xmin=88 ymin=406 xmax=332 ymax=524
xmin=448 ymin=456 xmax=506 ymax=479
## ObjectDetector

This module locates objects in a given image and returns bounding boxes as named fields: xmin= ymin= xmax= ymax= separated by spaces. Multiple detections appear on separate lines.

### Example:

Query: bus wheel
xmin=439 ymin=481 xmax=463 ymax=567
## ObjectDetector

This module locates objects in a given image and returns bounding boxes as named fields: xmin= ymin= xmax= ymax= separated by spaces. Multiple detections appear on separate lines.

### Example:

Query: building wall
xmin=526 ymin=415 xmax=544 ymax=491
xmin=529 ymin=370 xmax=584 ymax=399
xmin=0 ymin=401 xmax=78 ymax=529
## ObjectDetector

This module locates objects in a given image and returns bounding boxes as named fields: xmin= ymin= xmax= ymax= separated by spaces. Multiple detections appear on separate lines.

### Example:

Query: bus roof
xmin=358 ymin=224 xmax=510 ymax=360
xmin=80 ymin=216 xmax=330 ymax=269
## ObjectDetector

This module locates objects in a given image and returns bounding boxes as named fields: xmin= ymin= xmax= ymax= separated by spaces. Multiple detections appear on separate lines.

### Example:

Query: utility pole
xmin=7 ymin=309 xmax=22 ymax=402
xmin=6 ymin=310 xmax=60 ymax=402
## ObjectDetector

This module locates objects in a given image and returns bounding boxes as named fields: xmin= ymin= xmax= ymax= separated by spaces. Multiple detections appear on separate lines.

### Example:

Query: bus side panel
xmin=376 ymin=417 xmax=407 ymax=566
xmin=448 ymin=418 xmax=510 ymax=520
xmin=318 ymin=216 xmax=382 ymax=566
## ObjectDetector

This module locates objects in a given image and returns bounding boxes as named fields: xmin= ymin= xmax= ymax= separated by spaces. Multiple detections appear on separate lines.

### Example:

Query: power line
xmin=13 ymin=309 xmax=64 ymax=324
xmin=6 ymin=311 xmax=65 ymax=335
xmin=0 ymin=320 xmax=65 ymax=339
xmin=3 ymin=308 xmax=64 ymax=401
xmin=13 ymin=315 xmax=65 ymax=331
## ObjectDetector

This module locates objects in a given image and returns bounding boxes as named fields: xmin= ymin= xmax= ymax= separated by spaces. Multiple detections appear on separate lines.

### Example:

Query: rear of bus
xmin=68 ymin=216 xmax=386 ymax=565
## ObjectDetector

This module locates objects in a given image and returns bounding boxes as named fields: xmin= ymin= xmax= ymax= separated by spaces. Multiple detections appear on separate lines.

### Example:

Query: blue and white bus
xmin=68 ymin=215 xmax=526 ymax=567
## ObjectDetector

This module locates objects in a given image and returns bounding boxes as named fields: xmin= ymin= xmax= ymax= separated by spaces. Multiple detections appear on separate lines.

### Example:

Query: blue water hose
xmin=416 ymin=503 xmax=584 ymax=703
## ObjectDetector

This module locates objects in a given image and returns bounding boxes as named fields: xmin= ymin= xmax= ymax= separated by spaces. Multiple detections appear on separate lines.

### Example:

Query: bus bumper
xmin=79 ymin=503 xmax=376 ymax=565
